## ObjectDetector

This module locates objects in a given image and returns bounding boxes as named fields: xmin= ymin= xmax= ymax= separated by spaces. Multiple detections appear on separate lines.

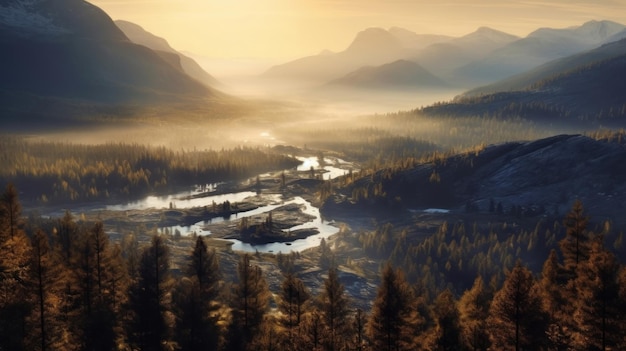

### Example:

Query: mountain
xmin=322 ymin=134 xmax=626 ymax=224
xmin=115 ymin=20 xmax=220 ymax=87
xmin=262 ymin=27 xmax=409 ymax=82
xmin=0 ymin=0 xmax=216 ymax=126
xmin=454 ymin=20 xmax=626 ymax=86
xmin=262 ymin=26 xmax=517 ymax=86
xmin=326 ymin=60 xmax=448 ymax=90
xmin=388 ymin=27 xmax=452 ymax=50
xmin=422 ymin=38 xmax=626 ymax=124
xmin=397 ymin=27 xmax=519 ymax=82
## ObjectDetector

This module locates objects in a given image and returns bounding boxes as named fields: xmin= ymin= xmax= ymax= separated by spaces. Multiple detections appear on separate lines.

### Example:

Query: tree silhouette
xmin=573 ymin=244 xmax=623 ymax=350
xmin=128 ymin=235 xmax=172 ymax=351
xmin=459 ymin=276 xmax=492 ymax=351
xmin=560 ymin=200 xmax=591 ymax=273
xmin=319 ymin=267 xmax=350 ymax=351
xmin=30 ymin=229 xmax=64 ymax=351
xmin=229 ymin=253 xmax=270 ymax=350
xmin=489 ymin=262 xmax=548 ymax=351
xmin=432 ymin=289 xmax=462 ymax=350
xmin=0 ymin=184 xmax=31 ymax=350
xmin=173 ymin=236 xmax=222 ymax=350
xmin=367 ymin=263 xmax=415 ymax=351
xmin=279 ymin=272 xmax=310 ymax=347
xmin=0 ymin=183 xmax=22 ymax=240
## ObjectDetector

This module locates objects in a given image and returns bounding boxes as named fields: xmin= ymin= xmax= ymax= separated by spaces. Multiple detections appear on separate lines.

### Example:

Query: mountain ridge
xmin=322 ymin=134 xmax=626 ymax=225
xmin=325 ymin=59 xmax=448 ymax=90
xmin=0 ymin=0 xmax=222 ymax=127
xmin=115 ymin=20 xmax=221 ymax=87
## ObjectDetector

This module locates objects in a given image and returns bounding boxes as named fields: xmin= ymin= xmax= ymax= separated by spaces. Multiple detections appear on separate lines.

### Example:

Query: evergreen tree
xmin=319 ymin=267 xmax=350 ymax=351
xmin=173 ymin=236 xmax=222 ymax=351
xmin=573 ymin=245 xmax=623 ymax=350
xmin=54 ymin=210 xmax=80 ymax=266
xmin=432 ymin=289 xmax=462 ymax=351
xmin=187 ymin=235 xmax=220 ymax=299
xmin=279 ymin=273 xmax=310 ymax=347
xmin=229 ymin=253 xmax=270 ymax=351
xmin=459 ymin=276 xmax=492 ymax=351
xmin=319 ymin=238 xmax=333 ymax=270
xmin=0 ymin=183 xmax=22 ymax=240
xmin=559 ymin=200 xmax=591 ymax=273
xmin=349 ymin=308 xmax=367 ymax=351
xmin=128 ymin=235 xmax=172 ymax=351
xmin=488 ymin=263 xmax=548 ymax=351
xmin=30 ymin=229 xmax=65 ymax=351
xmin=81 ymin=221 xmax=128 ymax=351
xmin=539 ymin=249 xmax=571 ymax=350
xmin=0 ymin=184 xmax=32 ymax=350
xmin=367 ymin=263 xmax=415 ymax=351
xmin=300 ymin=309 xmax=324 ymax=351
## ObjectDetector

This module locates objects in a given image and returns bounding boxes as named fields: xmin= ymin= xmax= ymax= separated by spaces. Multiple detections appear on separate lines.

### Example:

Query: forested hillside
xmin=0 ymin=137 xmax=298 ymax=205
xmin=1 ymin=181 xmax=625 ymax=350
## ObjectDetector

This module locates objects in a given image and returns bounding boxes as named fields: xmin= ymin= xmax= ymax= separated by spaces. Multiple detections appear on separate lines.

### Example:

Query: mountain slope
xmin=388 ymin=27 xmax=452 ymax=50
xmin=323 ymin=134 xmax=626 ymax=223
xmin=406 ymin=27 xmax=519 ymax=81
xmin=115 ymin=20 xmax=220 ymax=87
xmin=262 ymin=27 xmax=409 ymax=82
xmin=454 ymin=20 xmax=626 ymax=86
xmin=326 ymin=60 xmax=448 ymax=90
xmin=422 ymin=39 xmax=626 ymax=124
xmin=0 ymin=0 xmax=217 ymax=126
xmin=465 ymin=38 xmax=626 ymax=96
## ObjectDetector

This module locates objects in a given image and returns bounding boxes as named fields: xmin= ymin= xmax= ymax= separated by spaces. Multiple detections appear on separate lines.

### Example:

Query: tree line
xmin=1 ymin=183 xmax=625 ymax=350
xmin=0 ymin=136 xmax=299 ymax=204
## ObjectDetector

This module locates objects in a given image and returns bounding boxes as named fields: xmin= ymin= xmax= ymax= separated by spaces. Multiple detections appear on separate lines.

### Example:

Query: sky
xmin=90 ymin=0 xmax=626 ymax=60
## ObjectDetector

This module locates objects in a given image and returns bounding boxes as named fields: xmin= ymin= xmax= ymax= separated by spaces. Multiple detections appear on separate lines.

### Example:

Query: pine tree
xmin=367 ymin=263 xmax=415 ymax=351
xmin=81 ymin=221 xmax=128 ymax=351
xmin=573 ymin=245 xmax=623 ymax=350
xmin=279 ymin=272 xmax=310 ymax=347
xmin=29 ymin=229 xmax=65 ymax=351
xmin=488 ymin=262 xmax=548 ymax=351
xmin=229 ymin=253 xmax=270 ymax=350
xmin=0 ymin=183 xmax=22 ymax=240
xmin=560 ymin=200 xmax=591 ymax=273
xmin=0 ymin=184 xmax=31 ymax=351
xmin=187 ymin=235 xmax=220 ymax=299
xmin=459 ymin=276 xmax=491 ymax=351
xmin=128 ymin=235 xmax=172 ymax=351
xmin=55 ymin=210 xmax=79 ymax=266
xmin=319 ymin=267 xmax=350 ymax=351
xmin=300 ymin=309 xmax=325 ymax=351
xmin=539 ymin=249 xmax=572 ymax=350
xmin=319 ymin=238 xmax=333 ymax=270
xmin=173 ymin=236 xmax=222 ymax=351
xmin=349 ymin=308 xmax=367 ymax=351
xmin=431 ymin=289 xmax=462 ymax=350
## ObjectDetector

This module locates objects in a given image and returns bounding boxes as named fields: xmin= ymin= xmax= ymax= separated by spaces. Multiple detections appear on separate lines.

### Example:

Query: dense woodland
xmin=1 ymin=180 xmax=626 ymax=350
xmin=0 ymin=136 xmax=299 ymax=205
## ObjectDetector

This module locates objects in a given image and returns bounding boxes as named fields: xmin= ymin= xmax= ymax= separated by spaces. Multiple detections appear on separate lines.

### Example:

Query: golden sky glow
xmin=90 ymin=0 xmax=626 ymax=59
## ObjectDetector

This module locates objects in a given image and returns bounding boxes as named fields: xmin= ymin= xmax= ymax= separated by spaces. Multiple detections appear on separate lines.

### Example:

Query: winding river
xmin=101 ymin=156 xmax=352 ymax=253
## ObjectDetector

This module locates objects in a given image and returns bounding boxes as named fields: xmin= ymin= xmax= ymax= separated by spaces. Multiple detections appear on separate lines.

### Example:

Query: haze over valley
xmin=2 ymin=1 xmax=626 ymax=350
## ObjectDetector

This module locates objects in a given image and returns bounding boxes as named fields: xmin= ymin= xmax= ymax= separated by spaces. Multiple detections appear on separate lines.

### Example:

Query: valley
xmin=1 ymin=1 xmax=626 ymax=350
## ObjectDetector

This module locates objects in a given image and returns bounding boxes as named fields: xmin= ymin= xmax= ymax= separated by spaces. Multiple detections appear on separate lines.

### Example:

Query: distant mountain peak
xmin=346 ymin=27 xmax=403 ymax=54
xmin=575 ymin=19 xmax=625 ymax=39
xmin=327 ymin=59 xmax=448 ymax=89
xmin=530 ymin=20 xmax=625 ymax=41
xmin=461 ymin=26 xmax=519 ymax=43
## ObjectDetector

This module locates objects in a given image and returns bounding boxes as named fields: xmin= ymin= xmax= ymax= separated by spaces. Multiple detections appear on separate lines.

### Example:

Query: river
xmin=100 ymin=156 xmax=352 ymax=253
